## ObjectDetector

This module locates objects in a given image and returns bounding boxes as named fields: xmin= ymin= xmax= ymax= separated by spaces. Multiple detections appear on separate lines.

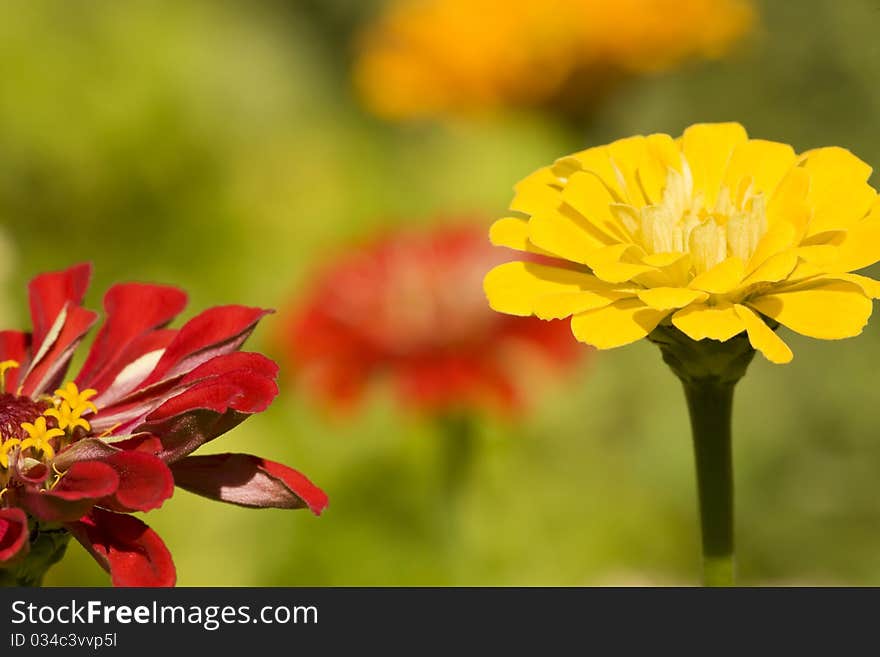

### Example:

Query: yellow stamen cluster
xmin=54 ymin=382 xmax=98 ymax=418
xmin=610 ymin=165 xmax=769 ymax=276
xmin=19 ymin=417 xmax=63 ymax=461
xmin=44 ymin=382 xmax=98 ymax=435
xmin=0 ymin=381 xmax=98 ymax=473
xmin=0 ymin=438 xmax=19 ymax=469
xmin=44 ymin=401 xmax=92 ymax=433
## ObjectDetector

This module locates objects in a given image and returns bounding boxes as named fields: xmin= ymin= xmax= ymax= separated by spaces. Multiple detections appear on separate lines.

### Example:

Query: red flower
xmin=0 ymin=264 xmax=327 ymax=586
xmin=278 ymin=224 xmax=583 ymax=414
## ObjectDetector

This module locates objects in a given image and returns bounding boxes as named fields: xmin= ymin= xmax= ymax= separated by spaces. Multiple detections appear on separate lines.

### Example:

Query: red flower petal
xmin=138 ymin=371 xmax=278 ymax=462
xmin=16 ymin=462 xmax=50 ymax=486
xmin=180 ymin=352 xmax=279 ymax=385
xmin=100 ymin=450 xmax=174 ymax=513
xmin=67 ymin=508 xmax=176 ymax=587
xmin=0 ymin=331 xmax=30 ymax=393
xmin=110 ymin=433 xmax=164 ymax=455
xmin=170 ymin=453 xmax=328 ymax=514
xmin=53 ymin=438 xmax=120 ymax=470
xmin=139 ymin=305 xmax=271 ymax=388
xmin=19 ymin=305 xmax=98 ymax=397
xmin=86 ymin=376 xmax=181 ymax=435
xmin=151 ymin=369 xmax=279 ymax=419
xmin=86 ymin=329 xmax=178 ymax=405
xmin=396 ymin=355 xmax=518 ymax=412
xmin=18 ymin=461 xmax=119 ymax=522
xmin=277 ymin=225 xmax=584 ymax=416
xmin=90 ymin=353 xmax=278 ymax=436
xmin=27 ymin=263 xmax=91 ymax=350
xmin=77 ymin=283 xmax=187 ymax=395
xmin=0 ymin=507 xmax=30 ymax=563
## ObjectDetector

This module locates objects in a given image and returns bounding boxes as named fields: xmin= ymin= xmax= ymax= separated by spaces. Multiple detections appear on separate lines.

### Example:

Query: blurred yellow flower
xmin=484 ymin=122 xmax=880 ymax=363
xmin=355 ymin=0 xmax=754 ymax=120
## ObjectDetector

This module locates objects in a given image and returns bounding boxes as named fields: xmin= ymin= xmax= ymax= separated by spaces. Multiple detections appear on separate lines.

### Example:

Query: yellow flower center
xmin=0 ymin=438 xmax=20 ymax=470
xmin=44 ymin=401 xmax=92 ymax=433
xmin=53 ymin=382 xmax=98 ymax=417
xmin=612 ymin=164 xmax=768 ymax=275
xmin=0 ymin=381 xmax=98 ymax=476
xmin=19 ymin=416 xmax=62 ymax=461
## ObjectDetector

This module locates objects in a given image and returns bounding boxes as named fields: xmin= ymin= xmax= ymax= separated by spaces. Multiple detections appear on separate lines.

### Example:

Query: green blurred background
xmin=0 ymin=0 xmax=877 ymax=585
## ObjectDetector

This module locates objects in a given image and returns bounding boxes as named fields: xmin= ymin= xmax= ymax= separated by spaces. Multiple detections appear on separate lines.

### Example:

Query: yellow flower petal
xmin=783 ymin=260 xmax=825 ymax=284
xmin=510 ymin=167 xmax=561 ymax=215
xmin=635 ymin=253 xmax=692 ymax=289
xmin=689 ymin=257 xmax=745 ymax=294
xmin=766 ymin=167 xmax=810 ymax=233
xmin=561 ymin=171 xmax=632 ymax=243
xmin=552 ymin=145 xmax=621 ymax=199
xmin=823 ymin=273 xmax=880 ymax=299
xmin=800 ymin=146 xmax=876 ymax=235
xmin=533 ymin=290 xmax=633 ymax=320
xmin=741 ymin=251 xmax=798 ymax=287
xmin=608 ymin=135 xmax=651 ymax=206
xmin=681 ymin=122 xmax=748 ymax=208
xmin=722 ymin=139 xmax=797 ymax=198
xmin=569 ymin=299 xmax=668 ymax=349
xmin=484 ymin=261 xmax=611 ymax=317
xmin=580 ymin=243 xmax=658 ymax=284
xmin=528 ymin=206 xmax=607 ymax=263
xmin=584 ymin=242 xmax=635 ymax=264
xmin=831 ymin=212 xmax=880 ymax=273
xmin=637 ymin=287 xmax=708 ymax=311
xmin=550 ymin=156 xmax=584 ymax=181
xmin=671 ymin=302 xmax=746 ymax=341
xmin=591 ymin=257 xmax=657 ymax=284
xmin=746 ymin=221 xmax=797 ymax=273
xmin=733 ymin=304 xmax=793 ymax=364
xmin=489 ymin=217 xmax=553 ymax=256
xmin=749 ymin=279 xmax=873 ymax=339
xmin=800 ymin=229 xmax=846 ymax=247
xmin=641 ymin=252 xmax=688 ymax=268
xmin=793 ymin=244 xmax=839 ymax=267
xmin=637 ymin=133 xmax=682 ymax=204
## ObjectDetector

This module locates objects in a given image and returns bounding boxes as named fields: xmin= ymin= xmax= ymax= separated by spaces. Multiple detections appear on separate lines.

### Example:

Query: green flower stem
xmin=437 ymin=412 xmax=476 ymax=505
xmin=0 ymin=525 xmax=70 ymax=587
xmin=650 ymin=325 xmax=755 ymax=587
xmin=682 ymin=380 xmax=735 ymax=587
xmin=434 ymin=412 xmax=477 ymax=583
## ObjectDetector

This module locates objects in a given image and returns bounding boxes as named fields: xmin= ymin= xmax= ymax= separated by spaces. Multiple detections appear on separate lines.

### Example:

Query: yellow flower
xmin=19 ymin=416 xmax=63 ymax=461
xmin=44 ymin=401 xmax=91 ymax=433
xmin=355 ymin=0 xmax=754 ymax=120
xmin=484 ymin=122 xmax=880 ymax=364
xmin=0 ymin=437 xmax=20 ymax=469
xmin=53 ymin=382 xmax=98 ymax=415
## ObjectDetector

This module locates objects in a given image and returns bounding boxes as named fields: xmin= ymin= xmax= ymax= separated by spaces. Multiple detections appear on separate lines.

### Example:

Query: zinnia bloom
xmin=484 ymin=122 xmax=880 ymax=585
xmin=0 ymin=264 xmax=327 ymax=587
xmin=485 ymin=122 xmax=880 ymax=363
xmin=279 ymin=225 xmax=580 ymax=415
xmin=355 ymin=0 xmax=754 ymax=120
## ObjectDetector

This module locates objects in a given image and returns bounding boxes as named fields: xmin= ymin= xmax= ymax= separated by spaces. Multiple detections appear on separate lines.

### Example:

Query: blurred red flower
xmin=278 ymin=224 xmax=584 ymax=415
xmin=0 ymin=264 xmax=327 ymax=587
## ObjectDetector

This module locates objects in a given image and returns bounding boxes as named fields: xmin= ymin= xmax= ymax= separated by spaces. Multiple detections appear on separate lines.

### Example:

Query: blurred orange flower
xmin=354 ymin=0 xmax=755 ymax=121
xmin=278 ymin=224 xmax=583 ymax=415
